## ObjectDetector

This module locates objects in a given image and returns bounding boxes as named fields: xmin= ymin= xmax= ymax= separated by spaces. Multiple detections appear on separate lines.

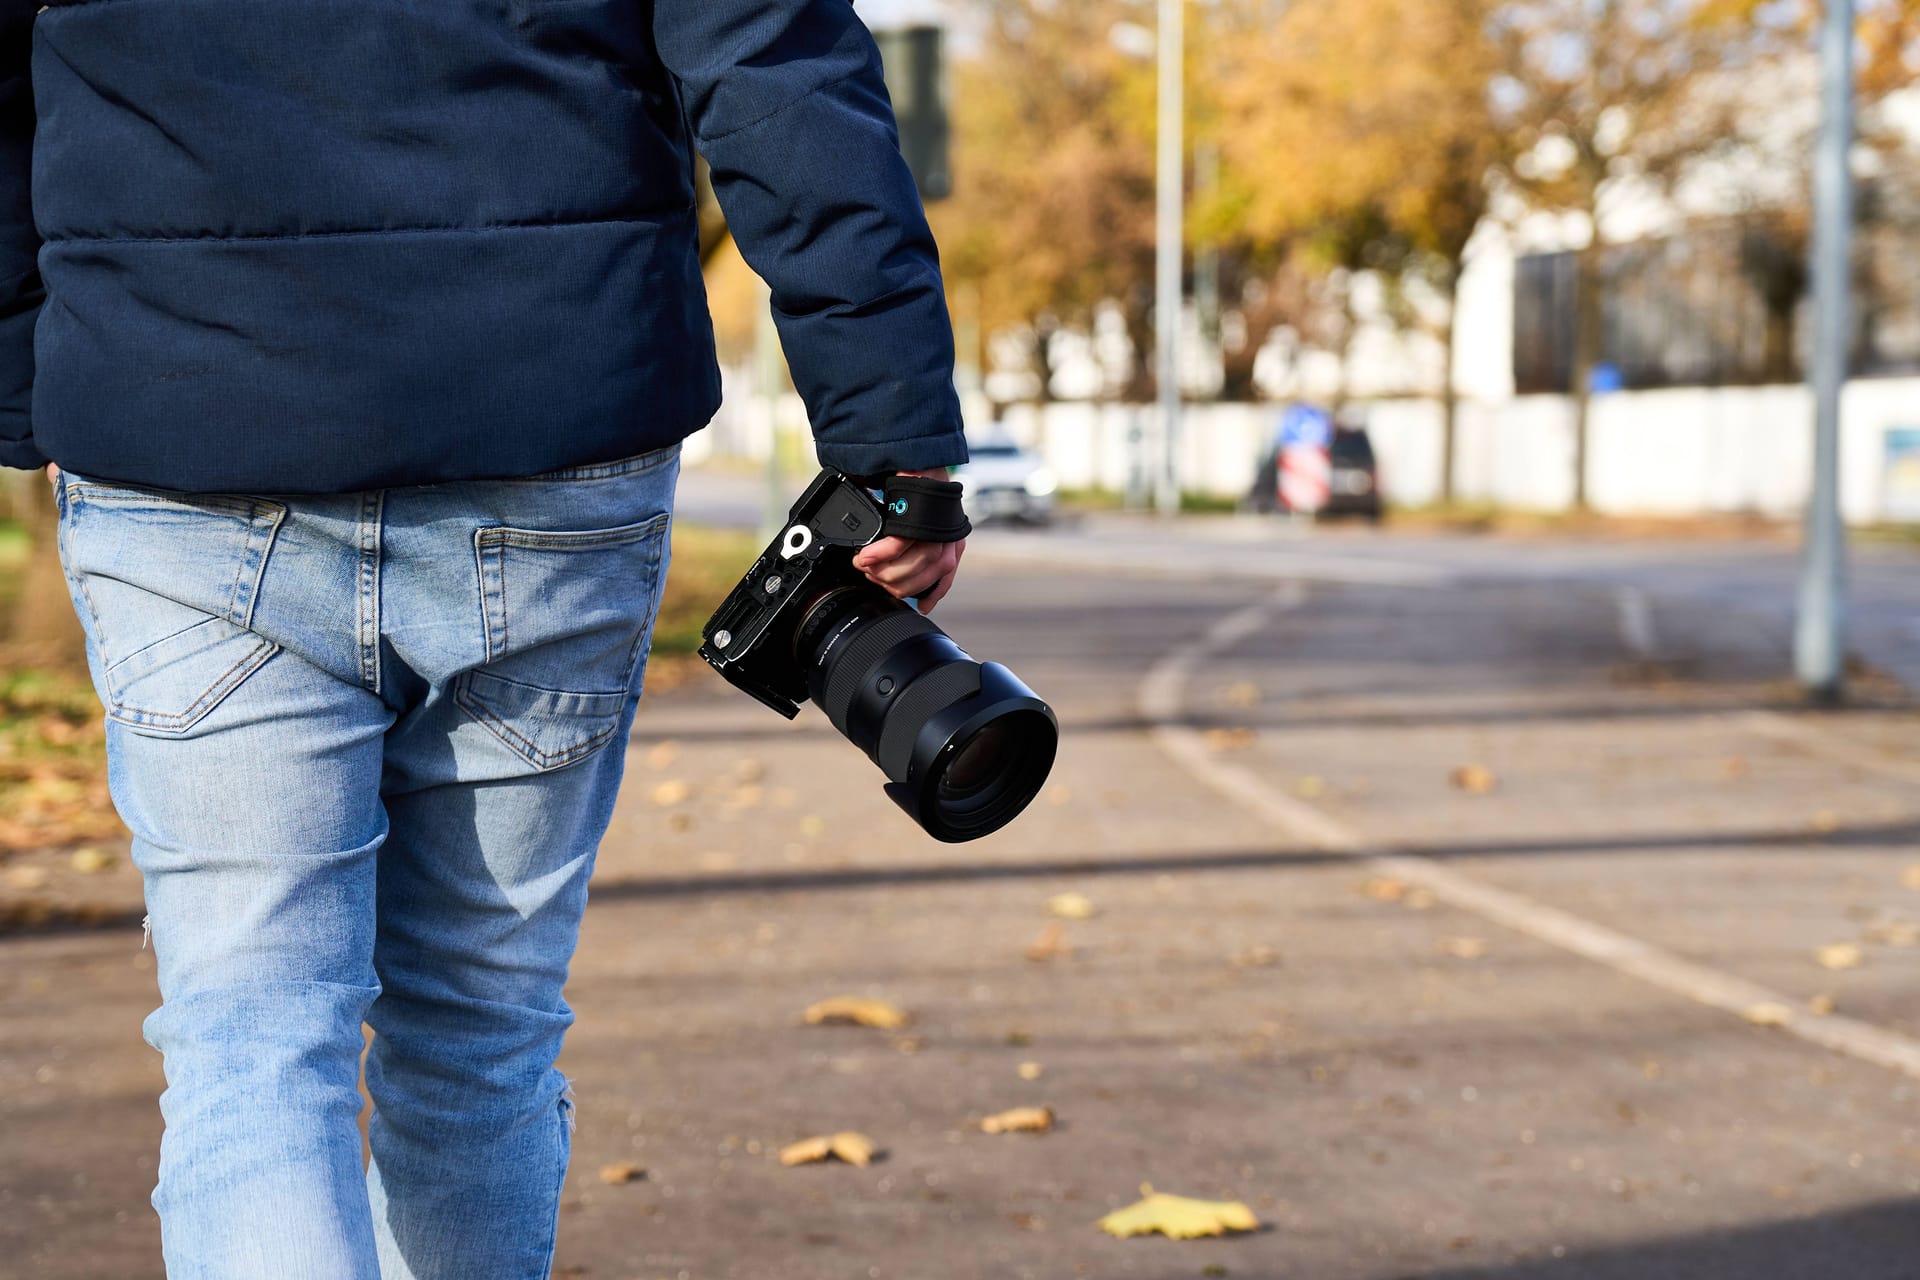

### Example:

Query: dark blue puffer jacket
xmin=0 ymin=0 xmax=966 ymax=492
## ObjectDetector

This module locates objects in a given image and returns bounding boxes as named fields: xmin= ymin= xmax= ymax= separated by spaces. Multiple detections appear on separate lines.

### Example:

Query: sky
xmin=859 ymin=0 xmax=949 ymax=26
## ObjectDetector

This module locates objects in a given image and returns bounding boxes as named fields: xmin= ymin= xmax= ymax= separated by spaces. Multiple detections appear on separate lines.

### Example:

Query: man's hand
xmin=850 ymin=467 xmax=967 ymax=614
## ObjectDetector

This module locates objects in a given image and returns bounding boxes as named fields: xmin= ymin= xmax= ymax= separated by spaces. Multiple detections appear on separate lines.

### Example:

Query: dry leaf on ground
xmin=598 ymin=1162 xmax=646 ymax=1185
xmin=1904 ymin=865 xmax=1920 ymax=892
xmin=1441 ymin=936 xmax=1488 ymax=960
xmin=1362 ymin=876 xmax=1408 ymax=902
xmin=1744 ymin=1002 xmax=1794 ymax=1027
xmin=69 ymin=846 xmax=115 ymax=874
xmin=1017 ymin=1061 xmax=1044 ymax=1080
xmin=645 ymin=741 xmax=679 ymax=769
xmin=1814 ymin=942 xmax=1864 ymax=971
xmin=650 ymin=779 xmax=690 ymax=806
xmin=734 ymin=757 xmax=766 ymax=783
xmin=799 ymin=814 xmax=828 ymax=839
xmin=1202 ymin=727 xmax=1257 ymax=752
xmin=1810 ymin=993 xmax=1838 ymax=1016
xmin=1810 ymin=810 xmax=1841 ymax=833
xmin=1233 ymin=944 xmax=1280 ymax=968
xmin=779 ymin=1132 xmax=875 ymax=1167
xmin=1046 ymin=892 xmax=1096 ymax=920
xmin=1097 ymin=1184 xmax=1259 ymax=1240
xmin=1293 ymin=776 xmax=1327 ymax=800
xmin=1026 ymin=922 xmax=1070 ymax=961
xmin=1863 ymin=919 xmax=1920 ymax=947
xmin=1219 ymin=681 xmax=1262 ymax=707
xmin=803 ymin=997 xmax=911 ymax=1030
xmin=981 ymin=1106 xmax=1055 ymax=1135
xmin=1450 ymin=764 xmax=1498 ymax=794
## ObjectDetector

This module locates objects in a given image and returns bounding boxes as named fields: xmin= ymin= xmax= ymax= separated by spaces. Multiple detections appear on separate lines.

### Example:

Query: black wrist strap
xmin=879 ymin=475 xmax=971 ymax=543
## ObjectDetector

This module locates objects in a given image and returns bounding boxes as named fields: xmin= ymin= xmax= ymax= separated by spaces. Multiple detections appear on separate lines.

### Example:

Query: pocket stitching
xmin=61 ymin=483 xmax=287 ymax=732
xmin=458 ymin=511 xmax=671 ymax=771
xmin=106 ymin=635 xmax=280 ymax=733
xmin=453 ymin=678 xmax=625 ymax=771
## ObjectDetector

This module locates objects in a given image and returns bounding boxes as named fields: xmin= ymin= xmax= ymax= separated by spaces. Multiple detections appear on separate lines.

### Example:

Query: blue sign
xmin=1276 ymin=403 xmax=1332 ymax=451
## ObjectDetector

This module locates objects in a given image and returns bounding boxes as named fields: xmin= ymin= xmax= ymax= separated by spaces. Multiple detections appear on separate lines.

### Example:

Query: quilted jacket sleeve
xmin=654 ymin=0 xmax=967 ymax=476
xmin=0 ymin=0 xmax=41 ymax=471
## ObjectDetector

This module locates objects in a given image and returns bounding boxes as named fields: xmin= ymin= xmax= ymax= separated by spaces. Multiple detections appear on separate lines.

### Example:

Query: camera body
xmin=699 ymin=469 xmax=1057 ymax=843
xmin=698 ymin=469 xmax=892 ymax=719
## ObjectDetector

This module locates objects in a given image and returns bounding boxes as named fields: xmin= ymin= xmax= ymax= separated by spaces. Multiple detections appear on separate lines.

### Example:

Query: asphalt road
xmin=5 ymin=473 xmax=1920 ymax=1278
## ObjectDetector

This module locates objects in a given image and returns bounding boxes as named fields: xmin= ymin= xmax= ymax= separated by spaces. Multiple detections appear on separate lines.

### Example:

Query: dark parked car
xmin=1246 ymin=419 xmax=1383 ymax=521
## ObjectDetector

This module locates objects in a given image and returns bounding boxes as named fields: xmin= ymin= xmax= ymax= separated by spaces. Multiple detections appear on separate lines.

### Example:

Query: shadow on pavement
xmin=1419 ymin=1196 xmax=1920 ymax=1280
xmin=581 ymin=816 xmax=1920 ymax=904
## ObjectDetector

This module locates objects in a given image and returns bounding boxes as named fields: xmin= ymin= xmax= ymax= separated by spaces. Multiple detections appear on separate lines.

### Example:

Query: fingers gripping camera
xmin=699 ymin=470 xmax=1058 ymax=842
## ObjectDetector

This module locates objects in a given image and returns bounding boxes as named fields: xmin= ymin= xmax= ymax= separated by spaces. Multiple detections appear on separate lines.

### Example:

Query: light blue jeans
xmin=53 ymin=445 xmax=681 ymax=1279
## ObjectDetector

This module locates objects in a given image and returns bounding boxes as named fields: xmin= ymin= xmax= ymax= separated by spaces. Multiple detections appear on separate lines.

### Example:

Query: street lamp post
xmin=1153 ymin=0 xmax=1184 ymax=516
xmin=1795 ymin=0 xmax=1853 ymax=701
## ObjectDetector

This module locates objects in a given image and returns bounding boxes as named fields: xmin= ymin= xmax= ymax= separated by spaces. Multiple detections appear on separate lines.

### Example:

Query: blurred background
xmin=8 ymin=2 xmax=1920 ymax=1277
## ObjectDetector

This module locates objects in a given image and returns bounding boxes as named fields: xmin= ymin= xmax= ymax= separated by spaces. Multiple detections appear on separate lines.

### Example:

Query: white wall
xmin=986 ymin=380 xmax=1920 ymax=522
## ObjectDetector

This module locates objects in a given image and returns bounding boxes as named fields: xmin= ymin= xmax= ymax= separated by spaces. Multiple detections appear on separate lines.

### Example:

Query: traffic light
xmin=872 ymin=26 xmax=951 ymax=203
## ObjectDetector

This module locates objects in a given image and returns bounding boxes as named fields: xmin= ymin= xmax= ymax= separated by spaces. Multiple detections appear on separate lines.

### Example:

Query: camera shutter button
xmin=877 ymin=676 xmax=896 ymax=696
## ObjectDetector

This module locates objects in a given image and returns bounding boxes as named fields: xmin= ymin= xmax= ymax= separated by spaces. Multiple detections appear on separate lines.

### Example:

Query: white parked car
xmin=955 ymin=438 xmax=1057 ymax=525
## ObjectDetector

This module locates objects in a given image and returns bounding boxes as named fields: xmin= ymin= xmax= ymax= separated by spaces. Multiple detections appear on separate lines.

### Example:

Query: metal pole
xmin=1153 ymin=0 xmax=1184 ymax=516
xmin=1796 ymin=0 xmax=1853 ymax=701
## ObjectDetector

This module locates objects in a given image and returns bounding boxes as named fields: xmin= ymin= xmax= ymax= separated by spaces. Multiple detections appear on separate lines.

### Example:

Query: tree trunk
xmin=1569 ymin=243 xmax=1605 ymax=512
xmin=9 ymin=473 xmax=86 ymax=669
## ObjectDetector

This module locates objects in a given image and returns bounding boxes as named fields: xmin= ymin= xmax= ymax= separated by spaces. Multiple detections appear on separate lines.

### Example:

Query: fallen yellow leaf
xmin=1233 ymin=944 xmax=1280 ymax=968
xmin=734 ymin=757 xmax=766 ymax=783
xmin=69 ymin=846 xmax=115 ymax=874
xmin=1450 ymin=764 xmax=1498 ymax=794
xmin=1026 ymin=921 xmax=1070 ymax=961
xmin=803 ymin=997 xmax=911 ymax=1030
xmin=1293 ymin=775 xmax=1327 ymax=800
xmin=1814 ymin=942 xmax=1863 ymax=971
xmin=1202 ymin=726 xmax=1257 ymax=752
xmin=1810 ymin=993 xmax=1837 ymax=1017
xmin=799 ymin=814 xmax=828 ymax=839
xmin=1744 ymin=1002 xmax=1794 ymax=1027
xmin=1219 ymin=681 xmax=1261 ymax=707
xmin=1362 ymin=876 xmax=1407 ymax=902
xmin=1441 ymin=936 xmax=1487 ymax=960
xmin=1017 ymin=1061 xmax=1044 ymax=1080
xmin=779 ymin=1131 xmax=876 ymax=1167
xmin=5 ymin=865 xmax=50 ymax=891
xmin=650 ymin=779 xmax=690 ymax=806
xmin=1047 ymin=892 xmax=1096 ymax=920
xmin=598 ymin=1162 xmax=646 ymax=1185
xmin=1903 ymin=865 xmax=1920 ymax=892
xmin=1810 ymin=810 xmax=1841 ymax=833
xmin=645 ymin=741 xmax=679 ymax=769
xmin=1097 ymin=1184 xmax=1259 ymax=1240
xmin=1863 ymin=919 xmax=1920 ymax=947
xmin=980 ymin=1106 xmax=1054 ymax=1135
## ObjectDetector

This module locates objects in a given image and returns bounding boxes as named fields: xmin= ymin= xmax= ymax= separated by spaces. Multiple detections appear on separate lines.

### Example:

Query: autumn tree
xmin=933 ymin=0 xmax=1161 ymax=400
xmin=1490 ymin=0 xmax=1804 ymax=508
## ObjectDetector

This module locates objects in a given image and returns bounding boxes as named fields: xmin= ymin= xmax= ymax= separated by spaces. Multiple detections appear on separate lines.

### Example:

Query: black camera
xmin=699 ymin=470 xmax=1058 ymax=842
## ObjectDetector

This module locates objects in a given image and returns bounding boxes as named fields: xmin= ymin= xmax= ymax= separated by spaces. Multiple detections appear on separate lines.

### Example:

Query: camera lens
xmin=795 ymin=584 xmax=1057 ymax=843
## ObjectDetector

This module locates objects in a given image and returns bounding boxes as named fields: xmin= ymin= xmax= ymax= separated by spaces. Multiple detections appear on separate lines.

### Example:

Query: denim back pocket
xmin=454 ymin=510 xmax=672 ymax=772
xmin=59 ymin=481 xmax=284 ymax=737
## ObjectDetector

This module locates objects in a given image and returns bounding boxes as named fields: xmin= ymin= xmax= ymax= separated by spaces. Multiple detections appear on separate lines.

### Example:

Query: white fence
xmin=700 ymin=372 xmax=1920 ymax=523
xmin=994 ymin=380 xmax=1920 ymax=523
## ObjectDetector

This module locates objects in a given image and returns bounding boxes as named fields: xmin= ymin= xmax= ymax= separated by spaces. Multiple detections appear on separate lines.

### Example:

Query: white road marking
xmin=1143 ymin=584 xmax=1920 ymax=1083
